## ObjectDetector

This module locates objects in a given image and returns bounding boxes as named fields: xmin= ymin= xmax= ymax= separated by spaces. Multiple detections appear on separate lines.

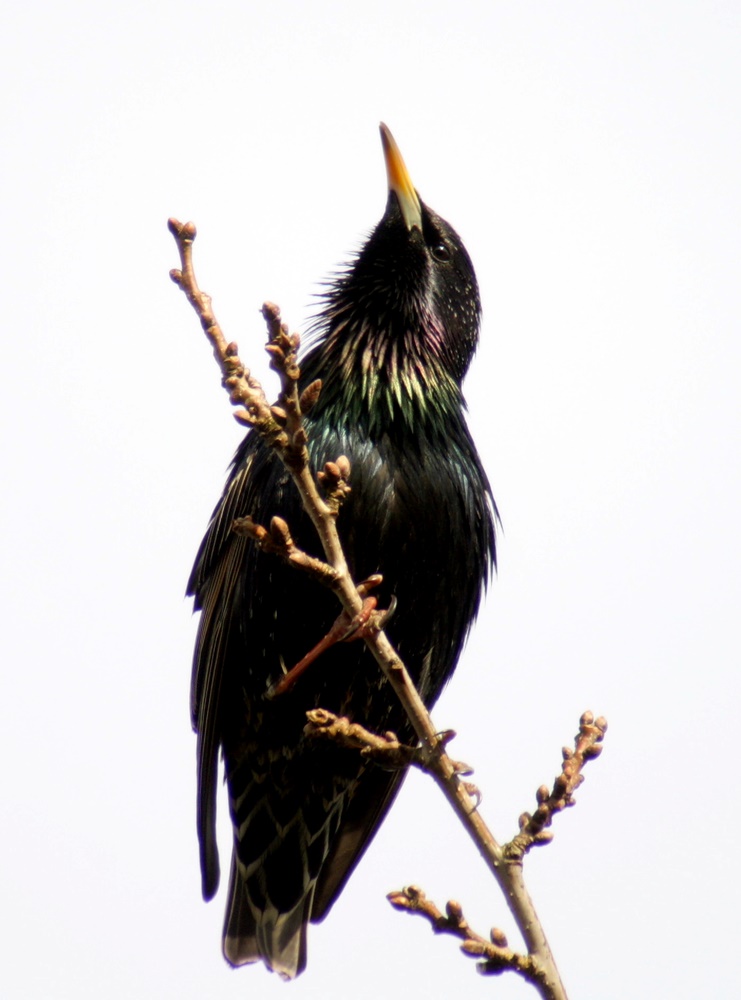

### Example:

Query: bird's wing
xmin=310 ymin=764 xmax=406 ymax=922
xmin=191 ymin=531 xmax=248 ymax=900
xmin=188 ymin=438 xmax=259 ymax=614
xmin=188 ymin=436 xmax=267 ymax=900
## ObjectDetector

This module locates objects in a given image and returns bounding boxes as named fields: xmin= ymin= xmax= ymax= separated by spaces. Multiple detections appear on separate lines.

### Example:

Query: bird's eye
xmin=431 ymin=242 xmax=451 ymax=262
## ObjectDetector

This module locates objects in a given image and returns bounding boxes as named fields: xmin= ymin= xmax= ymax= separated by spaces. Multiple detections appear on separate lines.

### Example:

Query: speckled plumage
xmin=188 ymin=126 xmax=497 ymax=979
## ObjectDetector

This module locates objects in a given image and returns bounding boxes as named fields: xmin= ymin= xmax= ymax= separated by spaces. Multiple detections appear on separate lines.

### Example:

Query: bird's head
xmin=310 ymin=125 xmax=481 ymax=430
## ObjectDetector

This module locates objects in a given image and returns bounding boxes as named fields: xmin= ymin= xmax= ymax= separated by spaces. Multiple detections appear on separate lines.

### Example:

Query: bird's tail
xmin=222 ymin=854 xmax=314 ymax=980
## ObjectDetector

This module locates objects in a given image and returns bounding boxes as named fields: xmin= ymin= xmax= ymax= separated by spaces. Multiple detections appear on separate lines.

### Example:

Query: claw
xmin=375 ymin=594 xmax=397 ymax=628
xmin=338 ymin=596 xmax=378 ymax=640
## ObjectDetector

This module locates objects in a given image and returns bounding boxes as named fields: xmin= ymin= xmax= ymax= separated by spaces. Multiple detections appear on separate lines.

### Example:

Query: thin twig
xmin=305 ymin=709 xmax=475 ymax=776
xmin=387 ymin=887 xmax=541 ymax=983
xmin=506 ymin=712 xmax=608 ymax=860
xmin=305 ymin=709 xmax=419 ymax=769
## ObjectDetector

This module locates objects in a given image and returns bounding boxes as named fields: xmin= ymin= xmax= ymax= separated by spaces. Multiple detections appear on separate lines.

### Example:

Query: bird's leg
xmin=266 ymin=595 xmax=379 ymax=699
xmin=266 ymin=610 xmax=367 ymax=699
xmin=266 ymin=575 xmax=397 ymax=699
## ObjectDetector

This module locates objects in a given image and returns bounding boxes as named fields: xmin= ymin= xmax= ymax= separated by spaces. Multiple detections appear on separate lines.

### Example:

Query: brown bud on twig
xmin=317 ymin=455 xmax=352 ymax=512
xmin=265 ymin=343 xmax=286 ymax=365
xmin=260 ymin=301 xmax=282 ymax=338
xmin=490 ymin=927 xmax=508 ymax=948
xmin=460 ymin=940 xmax=488 ymax=957
xmin=270 ymin=516 xmax=292 ymax=549
xmin=531 ymin=830 xmax=554 ymax=846
xmin=167 ymin=217 xmax=196 ymax=240
xmin=233 ymin=408 xmax=255 ymax=427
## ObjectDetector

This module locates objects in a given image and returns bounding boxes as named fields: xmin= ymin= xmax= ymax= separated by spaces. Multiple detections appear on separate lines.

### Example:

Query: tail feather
xmin=222 ymin=854 xmax=313 ymax=980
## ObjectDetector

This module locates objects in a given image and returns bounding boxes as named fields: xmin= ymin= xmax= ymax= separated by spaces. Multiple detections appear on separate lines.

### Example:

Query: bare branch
xmin=231 ymin=514 xmax=341 ymax=589
xmin=170 ymin=218 xmax=607 ymax=1000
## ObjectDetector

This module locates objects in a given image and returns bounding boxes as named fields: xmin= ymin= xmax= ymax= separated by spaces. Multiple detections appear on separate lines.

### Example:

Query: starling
xmin=188 ymin=123 xmax=497 ymax=979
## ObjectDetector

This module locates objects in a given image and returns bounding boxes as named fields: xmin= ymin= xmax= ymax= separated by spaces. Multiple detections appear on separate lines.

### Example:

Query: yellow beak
xmin=380 ymin=122 xmax=423 ymax=231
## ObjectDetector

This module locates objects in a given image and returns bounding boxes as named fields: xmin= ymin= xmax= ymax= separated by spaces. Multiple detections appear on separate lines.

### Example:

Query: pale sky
xmin=2 ymin=2 xmax=740 ymax=998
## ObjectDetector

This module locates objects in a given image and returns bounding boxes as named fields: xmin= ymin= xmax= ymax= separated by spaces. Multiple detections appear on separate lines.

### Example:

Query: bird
xmin=188 ymin=123 xmax=497 ymax=979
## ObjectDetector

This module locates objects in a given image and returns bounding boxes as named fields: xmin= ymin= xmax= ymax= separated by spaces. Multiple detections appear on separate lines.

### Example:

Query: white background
xmin=2 ymin=2 xmax=739 ymax=997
